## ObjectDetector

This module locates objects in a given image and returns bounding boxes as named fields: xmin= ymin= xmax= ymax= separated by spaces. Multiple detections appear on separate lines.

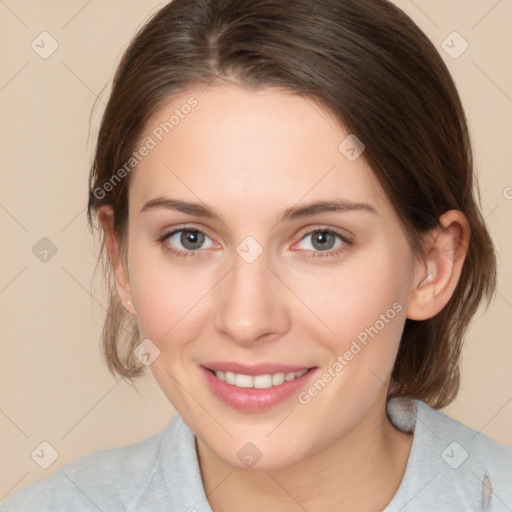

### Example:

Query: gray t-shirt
xmin=1 ymin=398 xmax=511 ymax=511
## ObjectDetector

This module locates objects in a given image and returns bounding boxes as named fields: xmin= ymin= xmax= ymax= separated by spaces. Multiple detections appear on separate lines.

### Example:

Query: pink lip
xmin=200 ymin=364 xmax=317 ymax=412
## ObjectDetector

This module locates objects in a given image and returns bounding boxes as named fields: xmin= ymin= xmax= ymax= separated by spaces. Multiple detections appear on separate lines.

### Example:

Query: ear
xmin=406 ymin=210 xmax=470 ymax=321
xmin=97 ymin=206 xmax=135 ymax=316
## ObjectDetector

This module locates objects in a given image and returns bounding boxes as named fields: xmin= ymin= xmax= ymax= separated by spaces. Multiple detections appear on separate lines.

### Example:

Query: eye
xmin=158 ymin=226 xmax=351 ymax=259
xmin=159 ymin=227 xmax=215 ymax=257
xmin=294 ymin=228 xmax=352 ymax=258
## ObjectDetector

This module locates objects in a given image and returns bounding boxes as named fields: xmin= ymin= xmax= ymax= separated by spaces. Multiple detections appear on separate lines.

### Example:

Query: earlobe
xmin=112 ymin=254 xmax=136 ymax=316
xmin=406 ymin=210 xmax=470 ymax=321
xmin=97 ymin=206 xmax=135 ymax=316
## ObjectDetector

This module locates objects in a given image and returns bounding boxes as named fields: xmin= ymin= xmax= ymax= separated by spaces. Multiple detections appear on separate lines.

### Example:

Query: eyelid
xmin=157 ymin=224 xmax=219 ymax=254
xmin=293 ymin=224 xmax=353 ymax=245
xmin=290 ymin=227 xmax=353 ymax=260
xmin=295 ymin=222 xmax=354 ymax=239
xmin=158 ymin=224 xmax=214 ymax=242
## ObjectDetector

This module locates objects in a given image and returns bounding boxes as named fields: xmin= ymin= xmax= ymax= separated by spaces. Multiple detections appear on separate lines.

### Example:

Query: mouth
xmin=200 ymin=362 xmax=317 ymax=412
xmin=207 ymin=368 xmax=308 ymax=388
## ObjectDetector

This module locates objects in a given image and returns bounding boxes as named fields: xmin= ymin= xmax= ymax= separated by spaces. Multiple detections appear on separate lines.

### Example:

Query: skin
xmin=100 ymin=83 xmax=470 ymax=511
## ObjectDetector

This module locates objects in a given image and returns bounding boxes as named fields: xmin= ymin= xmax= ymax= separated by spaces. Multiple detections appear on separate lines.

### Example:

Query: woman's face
xmin=123 ymin=84 xmax=421 ymax=470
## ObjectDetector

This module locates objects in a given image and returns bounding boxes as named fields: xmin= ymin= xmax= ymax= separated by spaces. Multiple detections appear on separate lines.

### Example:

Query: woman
xmin=3 ymin=0 xmax=510 ymax=510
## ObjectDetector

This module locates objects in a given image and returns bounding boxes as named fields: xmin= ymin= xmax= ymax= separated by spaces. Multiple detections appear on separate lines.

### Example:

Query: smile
xmin=212 ymin=369 xmax=308 ymax=388
xmin=201 ymin=364 xmax=317 ymax=412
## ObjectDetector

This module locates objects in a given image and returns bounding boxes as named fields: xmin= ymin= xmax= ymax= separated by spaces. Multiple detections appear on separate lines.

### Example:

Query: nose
xmin=213 ymin=251 xmax=291 ymax=346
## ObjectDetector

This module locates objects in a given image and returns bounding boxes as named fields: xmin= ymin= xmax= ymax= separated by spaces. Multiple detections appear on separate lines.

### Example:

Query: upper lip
xmin=202 ymin=361 xmax=314 ymax=376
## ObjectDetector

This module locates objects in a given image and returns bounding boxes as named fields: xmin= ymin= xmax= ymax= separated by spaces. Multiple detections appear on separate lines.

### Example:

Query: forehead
xmin=129 ymin=84 xmax=388 ymax=217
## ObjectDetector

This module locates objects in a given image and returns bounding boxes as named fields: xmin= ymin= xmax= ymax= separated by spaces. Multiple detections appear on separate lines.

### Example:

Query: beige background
xmin=1 ymin=0 xmax=511 ymax=503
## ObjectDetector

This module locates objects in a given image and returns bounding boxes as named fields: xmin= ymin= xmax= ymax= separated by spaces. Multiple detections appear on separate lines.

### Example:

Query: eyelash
xmin=158 ymin=227 xmax=212 ymax=259
xmin=157 ymin=226 xmax=353 ymax=260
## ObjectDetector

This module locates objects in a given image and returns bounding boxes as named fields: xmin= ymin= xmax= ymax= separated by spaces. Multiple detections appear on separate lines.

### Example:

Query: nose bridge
xmin=213 ymin=248 xmax=289 ymax=344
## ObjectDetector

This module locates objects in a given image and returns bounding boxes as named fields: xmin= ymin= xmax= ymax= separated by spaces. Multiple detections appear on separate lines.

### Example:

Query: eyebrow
xmin=140 ymin=197 xmax=377 ymax=221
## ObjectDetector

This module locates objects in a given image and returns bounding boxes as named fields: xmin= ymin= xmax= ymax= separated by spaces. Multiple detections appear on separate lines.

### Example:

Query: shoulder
xmin=1 ymin=417 xmax=180 ymax=512
xmin=415 ymin=399 xmax=512 ymax=471
xmin=387 ymin=397 xmax=512 ymax=511
xmin=418 ymin=399 xmax=512 ymax=509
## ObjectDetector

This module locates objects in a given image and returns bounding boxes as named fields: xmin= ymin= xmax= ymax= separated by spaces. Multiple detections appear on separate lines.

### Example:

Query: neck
xmin=196 ymin=397 xmax=413 ymax=512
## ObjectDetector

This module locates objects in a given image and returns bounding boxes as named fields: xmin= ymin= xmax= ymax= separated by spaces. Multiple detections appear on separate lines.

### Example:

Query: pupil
xmin=313 ymin=231 xmax=335 ymax=251
xmin=181 ymin=231 xmax=204 ymax=250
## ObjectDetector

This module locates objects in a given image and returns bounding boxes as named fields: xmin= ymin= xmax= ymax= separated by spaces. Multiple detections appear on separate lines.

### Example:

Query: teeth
xmin=272 ymin=373 xmax=285 ymax=386
xmin=213 ymin=369 xmax=308 ymax=388
xmin=235 ymin=374 xmax=253 ymax=388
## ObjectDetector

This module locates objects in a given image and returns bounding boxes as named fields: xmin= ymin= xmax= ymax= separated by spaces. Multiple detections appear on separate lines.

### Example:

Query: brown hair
xmin=88 ymin=0 xmax=496 ymax=408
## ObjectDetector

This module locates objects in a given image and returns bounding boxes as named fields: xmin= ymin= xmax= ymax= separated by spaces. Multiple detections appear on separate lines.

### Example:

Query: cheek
xmin=128 ymin=258 xmax=214 ymax=407
xmin=294 ymin=243 xmax=412 ymax=361
xmin=127 ymin=244 xmax=214 ymax=345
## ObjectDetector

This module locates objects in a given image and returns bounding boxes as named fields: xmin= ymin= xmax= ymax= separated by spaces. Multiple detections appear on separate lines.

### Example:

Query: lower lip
xmin=200 ymin=366 xmax=316 ymax=412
